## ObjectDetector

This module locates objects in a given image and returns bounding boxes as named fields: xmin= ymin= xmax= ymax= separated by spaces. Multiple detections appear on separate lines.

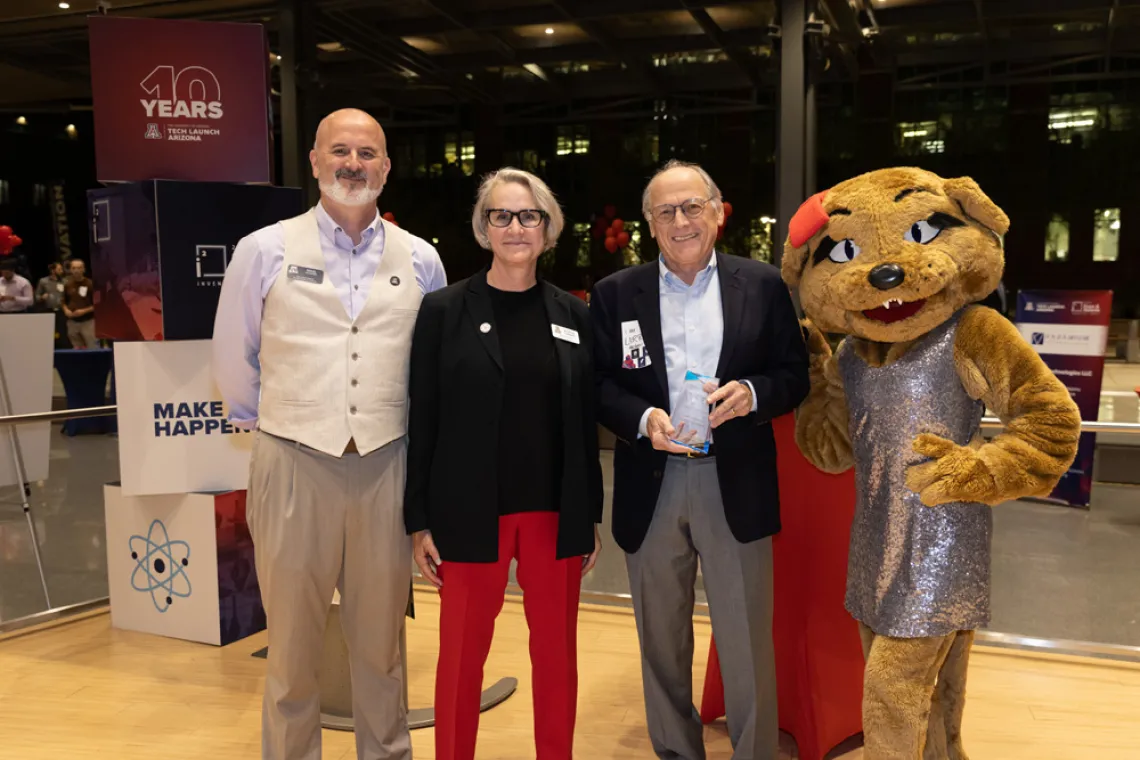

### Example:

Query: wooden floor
xmin=1 ymin=590 xmax=1139 ymax=759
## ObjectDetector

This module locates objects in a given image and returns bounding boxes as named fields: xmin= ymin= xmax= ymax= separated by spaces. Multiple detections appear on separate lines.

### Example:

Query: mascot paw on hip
xmin=780 ymin=168 xmax=1082 ymax=760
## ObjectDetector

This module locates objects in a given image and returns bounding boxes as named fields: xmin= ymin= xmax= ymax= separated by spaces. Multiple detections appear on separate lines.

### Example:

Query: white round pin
xmin=480 ymin=322 xmax=491 ymax=334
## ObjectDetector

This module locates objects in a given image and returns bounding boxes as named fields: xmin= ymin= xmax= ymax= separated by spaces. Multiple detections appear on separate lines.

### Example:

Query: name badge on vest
xmin=287 ymin=265 xmax=324 ymax=285
xmin=551 ymin=324 xmax=580 ymax=344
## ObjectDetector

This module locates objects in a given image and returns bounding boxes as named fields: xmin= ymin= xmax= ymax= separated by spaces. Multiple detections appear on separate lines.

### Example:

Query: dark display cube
xmin=87 ymin=180 xmax=304 ymax=341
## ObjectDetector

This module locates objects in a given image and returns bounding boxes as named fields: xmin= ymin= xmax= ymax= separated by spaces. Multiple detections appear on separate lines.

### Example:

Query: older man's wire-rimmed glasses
xmin=486 ymin=208 xmax=548 ymax=228
xmin=649 ymin=197 xmax=713 ymax=225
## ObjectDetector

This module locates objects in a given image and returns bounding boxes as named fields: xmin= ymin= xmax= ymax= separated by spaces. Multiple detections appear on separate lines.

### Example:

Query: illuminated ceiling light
xmin=275 ymin=54 xmax=282 ymax=61
xmin=66 ymin=123 xmax=77 ymax=132
xmin=16 ymin=116 xmax=26 ymax=125
xmin=59 ymin=2 xmax=70 ymax=8
xmin=545 ymin=27 xmax=554 ymax=35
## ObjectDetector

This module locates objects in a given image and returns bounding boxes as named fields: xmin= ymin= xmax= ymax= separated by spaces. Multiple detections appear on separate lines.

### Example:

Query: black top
xmin=590 ymin=252 xmax=811 ymax=554
xmin=404 ymin=269 xmax=603 ymax=563
xmin=488 ymin=283 xmax=563 ymax=514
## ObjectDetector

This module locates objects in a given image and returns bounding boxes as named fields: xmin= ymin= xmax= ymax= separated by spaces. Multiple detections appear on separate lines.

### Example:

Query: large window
xmin=897 ymin=119 xmax=946 ymax=155
xmin=556 ymin=125 xmax=589 ymax=156
xmin=1044 ymin=214 xmax=1070 ymax=262
xmin=1093 ymin=208 xmax=1121 ymax=262
xmin=444 ymin=131 xmax=476 ymax=176
xmin=1048 ymin=107 xmax=1098 ymax=145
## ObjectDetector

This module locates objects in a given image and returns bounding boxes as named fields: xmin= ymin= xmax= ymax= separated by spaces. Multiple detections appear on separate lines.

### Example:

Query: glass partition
xmin=0 ymin=416 xmax=116 ymax=625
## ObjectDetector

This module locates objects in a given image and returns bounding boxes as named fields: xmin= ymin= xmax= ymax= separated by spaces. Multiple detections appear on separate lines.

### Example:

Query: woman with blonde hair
xmin=404 ymin=167 xmax=603 ymax=759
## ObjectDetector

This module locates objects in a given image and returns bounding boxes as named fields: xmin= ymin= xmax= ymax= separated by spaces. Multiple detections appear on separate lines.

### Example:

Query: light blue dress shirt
xmin=638 ymin=253 xmax=757 ymax=437
xmin=212 ymin=202 xmax=448 ymax=429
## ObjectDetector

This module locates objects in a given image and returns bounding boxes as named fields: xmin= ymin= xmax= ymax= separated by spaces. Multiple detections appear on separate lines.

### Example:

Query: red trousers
xmin=434 ymin=512 xmax=582 ymax=760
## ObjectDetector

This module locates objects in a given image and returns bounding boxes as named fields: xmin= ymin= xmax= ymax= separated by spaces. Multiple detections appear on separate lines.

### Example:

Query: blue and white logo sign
xmin=130 ymin=518 xmax=192 ymax=613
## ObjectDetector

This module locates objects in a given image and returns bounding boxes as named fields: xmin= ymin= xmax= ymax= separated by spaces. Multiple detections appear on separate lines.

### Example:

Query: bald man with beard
xmin=213 ymin=109 xmax=448 ymax=760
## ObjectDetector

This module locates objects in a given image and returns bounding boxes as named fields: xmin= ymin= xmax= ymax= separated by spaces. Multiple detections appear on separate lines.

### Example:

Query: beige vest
xmin=257 ymin=209 xmax=422 ymax=456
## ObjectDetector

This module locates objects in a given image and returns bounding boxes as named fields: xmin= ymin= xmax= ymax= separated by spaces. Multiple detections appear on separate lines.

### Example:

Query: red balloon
xmin=611 ymin=218 xmax=624 ymax=232
xmin=8 ymin=235 xmax=21 ymax=248
xmin=0 ymin=226 xmax=10 ymax=238
xmin=603 ymin=204 xmax=616 ymax=219
xmin=722 ymin=201 xmax=733 ymax=218
xmin=617 ymin=231 xmax=631 ymax=248
xmin=382 ymin=212 xmax=396 ymax=222
xmin=604 ymin=237 xmax=619 ymax=254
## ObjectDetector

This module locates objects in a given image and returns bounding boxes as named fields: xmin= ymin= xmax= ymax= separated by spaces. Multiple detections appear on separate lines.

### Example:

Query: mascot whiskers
xmin=780 ymin=167 xmax=1081 ymax=760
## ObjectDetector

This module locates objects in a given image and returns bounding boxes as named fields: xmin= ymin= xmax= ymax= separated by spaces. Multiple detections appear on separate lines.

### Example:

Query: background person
xmin=405 ymin=167 xmax=603 ymax=760
xmin=0 ymin=259 xmax=33 ymax=314
xmin=62 ymin=258 xmax=97 ymax=347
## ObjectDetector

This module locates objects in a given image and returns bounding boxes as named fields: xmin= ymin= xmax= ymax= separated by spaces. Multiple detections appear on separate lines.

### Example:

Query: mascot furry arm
xmin=781 ymin=170 xmax=1081 ymax=507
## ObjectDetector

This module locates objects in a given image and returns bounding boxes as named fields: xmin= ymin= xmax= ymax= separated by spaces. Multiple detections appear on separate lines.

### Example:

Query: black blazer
xmin=590 ymin=252 xmax=810 ymax=554
xmin=404 ymin=268 xmax=604 ymax=563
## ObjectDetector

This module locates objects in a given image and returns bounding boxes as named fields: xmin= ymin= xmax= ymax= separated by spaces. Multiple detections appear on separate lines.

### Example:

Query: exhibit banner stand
xmin=87 ymin=13 xmax=275 ymax=647
xmin=1016 ymin=289 xmax=1113 ymax=508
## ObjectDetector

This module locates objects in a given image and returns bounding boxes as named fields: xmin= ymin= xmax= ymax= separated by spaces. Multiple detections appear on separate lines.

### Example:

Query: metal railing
xmin=4 ymin=405 xmax=1140 ymax=652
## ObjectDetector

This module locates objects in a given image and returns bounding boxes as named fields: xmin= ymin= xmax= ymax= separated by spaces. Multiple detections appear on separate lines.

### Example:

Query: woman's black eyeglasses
xmin=486 ymin=209 xmax=548 ymax=228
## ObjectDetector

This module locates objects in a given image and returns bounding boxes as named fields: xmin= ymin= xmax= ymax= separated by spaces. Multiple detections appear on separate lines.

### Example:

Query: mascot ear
xmin=943 ymin=177 xmax=1010 ymax=237
xmin=781 ymin=239 xmax=809 ymax=289
xmin=782 ymin=190 xmax=830 ymax=288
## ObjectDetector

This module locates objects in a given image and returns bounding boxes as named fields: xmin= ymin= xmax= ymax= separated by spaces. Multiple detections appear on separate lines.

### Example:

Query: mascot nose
xmin=868 ymin=263 xmax=905 ymax=291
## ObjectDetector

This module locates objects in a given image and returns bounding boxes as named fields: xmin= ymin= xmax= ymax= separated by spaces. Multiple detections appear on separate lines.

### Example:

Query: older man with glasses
xmin=590 ymin=160 xmax=810 ymax=760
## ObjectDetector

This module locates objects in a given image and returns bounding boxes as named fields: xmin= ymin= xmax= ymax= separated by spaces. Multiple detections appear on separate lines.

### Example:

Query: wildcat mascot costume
xmin=779 ymin=168 xmax=1082 ymax=760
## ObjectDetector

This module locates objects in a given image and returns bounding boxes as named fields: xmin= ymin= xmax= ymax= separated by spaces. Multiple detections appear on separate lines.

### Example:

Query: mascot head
xmin=780 ymin=167 xmax=1009 ymax=343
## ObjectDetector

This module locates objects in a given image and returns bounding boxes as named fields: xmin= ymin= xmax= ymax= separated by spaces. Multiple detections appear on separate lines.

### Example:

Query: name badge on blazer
xmin=551 ymin=324 xmax=580 ymax=344
xmin=287 ymin=265 xmax=324 ymax=285
xmin=621 ymin=320 xmax=651 ymax=369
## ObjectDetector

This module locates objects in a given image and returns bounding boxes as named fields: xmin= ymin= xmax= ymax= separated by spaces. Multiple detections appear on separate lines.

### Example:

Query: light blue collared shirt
xmin=212 ymin=202 xmax=448 ymax=429
xmin=638 ymin=253 xmax=757 ymax=437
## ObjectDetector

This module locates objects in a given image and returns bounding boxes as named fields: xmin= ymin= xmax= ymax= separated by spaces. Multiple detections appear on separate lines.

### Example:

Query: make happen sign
xmin=87 ymin=16 xmax=272 ymax=183
xmin=115 ymin=340 xmax=253 ymax=497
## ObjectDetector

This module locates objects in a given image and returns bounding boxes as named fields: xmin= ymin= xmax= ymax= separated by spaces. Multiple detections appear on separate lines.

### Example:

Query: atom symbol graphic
xmin=129 ymin=519 xmax=192 ymax=613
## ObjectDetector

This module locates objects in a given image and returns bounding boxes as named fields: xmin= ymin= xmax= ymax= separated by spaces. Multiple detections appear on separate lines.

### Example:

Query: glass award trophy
xmin=670 ymin=371 xmax=718 ymax=454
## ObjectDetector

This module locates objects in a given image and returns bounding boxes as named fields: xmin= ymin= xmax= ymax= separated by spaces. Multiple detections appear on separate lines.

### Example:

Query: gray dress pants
xmin=625 ymin=455 xmax=776 ymax=760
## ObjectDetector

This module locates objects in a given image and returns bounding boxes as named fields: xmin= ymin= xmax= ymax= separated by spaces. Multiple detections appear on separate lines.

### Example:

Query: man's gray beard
xmin=320 ymin=178 xmax=382 ymax=207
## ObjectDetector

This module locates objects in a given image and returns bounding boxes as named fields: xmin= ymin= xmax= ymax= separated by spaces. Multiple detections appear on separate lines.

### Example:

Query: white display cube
xmin=104 ymin=484 xmax=265 ymax=645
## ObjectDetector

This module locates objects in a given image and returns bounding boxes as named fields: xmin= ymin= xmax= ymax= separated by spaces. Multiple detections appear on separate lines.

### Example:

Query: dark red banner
xmin=88 ymin=16 xmax=272 ymax=184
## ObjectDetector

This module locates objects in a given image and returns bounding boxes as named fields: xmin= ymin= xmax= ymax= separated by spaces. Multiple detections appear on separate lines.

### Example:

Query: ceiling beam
xmin=680 ymin=3 xmax=764 ymax=89
xmin=315 ymin=0 xmax=764 ymax=37
xmin=414 ymin=0 xmax=570 ymax=101
xmin=546 ymin=0 xmax=667 ymax=96
xmin=893 ymin=32 xmax=1140 ymax=67
xmin=320 ymin=8 xmax=495 ymax=103
xmin=428 ymin=28 xmax=770 ymax=72
xmin=874 ymin=0 xmax=1117 ymax=30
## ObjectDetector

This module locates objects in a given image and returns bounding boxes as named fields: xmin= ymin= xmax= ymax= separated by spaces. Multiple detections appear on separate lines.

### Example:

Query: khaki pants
xmin=66 ymin=318 xmax=97 ymax=348
xmin=248 ymin=431 xmax=413 ymax=760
